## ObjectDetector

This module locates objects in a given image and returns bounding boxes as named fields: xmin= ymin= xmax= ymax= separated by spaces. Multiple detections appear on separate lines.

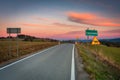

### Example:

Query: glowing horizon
xmin=0 ymin=0 xmax=120 ymax=40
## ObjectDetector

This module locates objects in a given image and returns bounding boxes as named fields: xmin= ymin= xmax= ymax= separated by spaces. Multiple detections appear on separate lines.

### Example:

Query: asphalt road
xmin=0 ymin=44 xmax=75 ymax=80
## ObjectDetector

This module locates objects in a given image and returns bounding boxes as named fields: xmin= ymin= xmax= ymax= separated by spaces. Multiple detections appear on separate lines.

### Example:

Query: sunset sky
xmin=0 ymin=0 xmax=120 ymax=40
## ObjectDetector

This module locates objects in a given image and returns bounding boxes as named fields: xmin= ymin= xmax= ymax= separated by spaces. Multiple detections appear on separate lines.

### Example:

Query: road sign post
xmin=7 ymin=28 xmax=21 ymax=57
xmin=85 ymin=29 xmax=99 ymax=45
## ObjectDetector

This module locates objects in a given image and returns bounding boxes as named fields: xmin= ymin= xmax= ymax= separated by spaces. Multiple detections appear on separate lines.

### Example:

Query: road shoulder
xmin=75 ymin=46 xmax=90 ymax=80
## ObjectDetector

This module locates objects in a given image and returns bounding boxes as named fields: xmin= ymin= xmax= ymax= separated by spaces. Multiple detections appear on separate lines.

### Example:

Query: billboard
xmin=7 ymin=28 xmax=21 ymax=34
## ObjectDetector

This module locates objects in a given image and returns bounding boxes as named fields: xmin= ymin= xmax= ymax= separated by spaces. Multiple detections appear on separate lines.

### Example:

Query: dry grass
xmin=0 ymin=41 xmax=57 ymax=63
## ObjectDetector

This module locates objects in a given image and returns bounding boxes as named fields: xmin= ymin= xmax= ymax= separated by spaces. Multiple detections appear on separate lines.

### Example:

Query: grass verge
xmin=76 ymin=44 xmax=120 ymax=80
xmin=88 ymin=45 xmax=120 ymax=69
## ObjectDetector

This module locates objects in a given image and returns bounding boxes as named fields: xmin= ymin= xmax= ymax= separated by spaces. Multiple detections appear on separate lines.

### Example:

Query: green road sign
xmin=86 ymin=29 xmax=98 ymax=36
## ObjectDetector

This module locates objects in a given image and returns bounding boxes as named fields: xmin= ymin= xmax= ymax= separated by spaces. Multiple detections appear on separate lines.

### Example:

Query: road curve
xmin=0 ymin=43 xmax=74 ymax=80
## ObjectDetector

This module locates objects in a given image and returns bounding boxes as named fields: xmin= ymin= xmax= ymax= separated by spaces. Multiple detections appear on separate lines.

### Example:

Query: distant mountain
xmin=100 ymin=38 xmax=120 ymax=42
xmin=100 ymin=38 xmax=120 ymax=47
xmin=76 ymin=38 xmax=120 ymax=43
xmin=61 ymin=39 xmax=92 ymax=43
xmin=62 ymin=38 xmax=120 ymax=43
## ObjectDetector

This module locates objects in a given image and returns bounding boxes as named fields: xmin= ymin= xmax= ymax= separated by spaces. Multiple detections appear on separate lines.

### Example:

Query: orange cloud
xmin=67 ymin=12 xmax=120 ymax=27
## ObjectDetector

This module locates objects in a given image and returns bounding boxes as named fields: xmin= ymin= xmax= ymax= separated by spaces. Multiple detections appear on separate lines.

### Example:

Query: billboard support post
xmin=8 ymin=33 xmax=11 ymax=57
xmin=7 ymin=28 xmax=21 ymax=57
xmin=17 ymin=33 xmax=19 ymax=57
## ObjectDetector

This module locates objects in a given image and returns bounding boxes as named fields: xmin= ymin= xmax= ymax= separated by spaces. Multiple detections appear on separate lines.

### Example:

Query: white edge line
xmin=71 ymin=44 xmax=75 ymax=80
xmin=0 ymin=45 xmax=56 ymax=71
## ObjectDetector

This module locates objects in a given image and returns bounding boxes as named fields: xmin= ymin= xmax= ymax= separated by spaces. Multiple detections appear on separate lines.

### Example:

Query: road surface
xmin=0 ymin=44 xmax=75 ymax=80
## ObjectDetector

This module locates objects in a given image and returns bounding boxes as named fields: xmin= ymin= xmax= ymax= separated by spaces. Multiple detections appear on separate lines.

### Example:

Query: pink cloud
xmin=67 ymin=12 xmax=120 ymax=27
xmin=0 ymin=15 xmax=120 ymax=39
xmin=98 ymin=29 xmax=120 ymax=38
xmin=100 ymin=29 xmax=120 ymax=33
xmin=50 ymin=31 xmax=85 ymax=40
xmin=53 ymin=22 xmax=80 ymax=29
xmin=22 ymin=23 xmax=42 ymax=27
xmin=50 ymin=29 xmax=120 ymax=40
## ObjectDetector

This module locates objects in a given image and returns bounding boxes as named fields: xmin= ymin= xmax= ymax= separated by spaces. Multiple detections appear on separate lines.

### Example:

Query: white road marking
xmin=71 ymin=44 xmax=75 ymax=80
xmin=0 ymin=45 xmax=57 ymax=71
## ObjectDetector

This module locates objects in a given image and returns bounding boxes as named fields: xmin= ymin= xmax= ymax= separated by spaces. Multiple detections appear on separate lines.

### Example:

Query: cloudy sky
xmin=0 ymin=0 xmax=120 ymax=40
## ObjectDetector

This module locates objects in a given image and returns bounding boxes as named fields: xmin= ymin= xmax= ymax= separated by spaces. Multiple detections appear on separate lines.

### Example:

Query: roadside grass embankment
xmin=88 ymin=45 xmax=120 ymax=70
xmin=76 ymin=44 xmax=120 ymax=80
xmin=0 ymin=41 xmax=57 ymax=64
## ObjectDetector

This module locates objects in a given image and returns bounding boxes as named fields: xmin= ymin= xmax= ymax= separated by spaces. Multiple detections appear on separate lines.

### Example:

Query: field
xmin=0 ymin=41 xmax=57 ymax=64
xmin=88 ymin=45 xmax=120 ymax=69
xmin=76 ymin=43 xmax=120 ymax=80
